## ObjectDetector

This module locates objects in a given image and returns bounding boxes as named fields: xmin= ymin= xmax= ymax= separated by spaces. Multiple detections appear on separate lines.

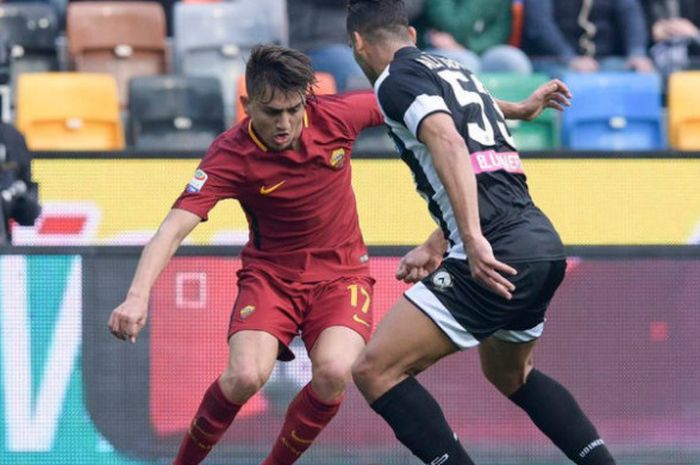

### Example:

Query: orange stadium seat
xmin=234 ymin=72 xmax=337 ymax=125
xmin=668 ymin=71 xmax=700 ymax=150
xmin=16 ymin=73 xmax=125 ymax=151
xmin=66 ymin=2 xmax=167 ymax=106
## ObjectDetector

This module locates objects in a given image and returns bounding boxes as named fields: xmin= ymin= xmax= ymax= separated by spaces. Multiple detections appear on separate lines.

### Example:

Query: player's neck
xmin=372 ymin=41 xmax=414 ymax=77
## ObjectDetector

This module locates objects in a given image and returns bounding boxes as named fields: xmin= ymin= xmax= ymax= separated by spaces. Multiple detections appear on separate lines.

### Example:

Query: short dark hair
xmin=347 ymin=0 xmax=410 ymax=41
xmin=245 ymin=44 xmax=316 ymax=103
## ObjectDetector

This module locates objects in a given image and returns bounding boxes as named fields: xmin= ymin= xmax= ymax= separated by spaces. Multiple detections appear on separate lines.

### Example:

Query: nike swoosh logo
xmin=290 ymin=430 xmax=314 ymax=444
xmin=353 ymin=314 xmax=371 ymax=327
xmin=260 ymin=180 xmax=286 ymax=195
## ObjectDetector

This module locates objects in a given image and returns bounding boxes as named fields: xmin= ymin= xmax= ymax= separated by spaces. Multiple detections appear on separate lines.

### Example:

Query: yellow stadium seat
xmin=234 ymin=72 xmax=337 ymax=125
xmin=668 ymin=71 xmax=700 ymax=150
xmin=17 ymin=73 xmax=125 ymax=151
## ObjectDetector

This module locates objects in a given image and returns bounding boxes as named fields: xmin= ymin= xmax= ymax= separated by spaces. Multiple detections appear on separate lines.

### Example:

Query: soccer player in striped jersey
xmin=347 ymin=1 xmax=616 ymax=464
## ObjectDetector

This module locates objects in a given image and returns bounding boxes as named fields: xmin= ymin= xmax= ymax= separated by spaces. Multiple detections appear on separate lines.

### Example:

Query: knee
xmin=481 ymin=364 xmax=532 ymax=397
xmin=351 ymin=350 xmax=383 ymax=393
xmin=220 ymin=364 xmax=269 ymax=403
xmin=312 ymin=360 xmax=352 ymax=402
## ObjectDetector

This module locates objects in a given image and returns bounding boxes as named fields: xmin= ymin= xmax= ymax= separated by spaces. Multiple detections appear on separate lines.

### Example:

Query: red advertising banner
xmin=147 ymin=256 xmax=700 ymax=453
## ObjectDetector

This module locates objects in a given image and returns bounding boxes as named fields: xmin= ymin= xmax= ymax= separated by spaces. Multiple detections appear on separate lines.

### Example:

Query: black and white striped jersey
xmin=375 ymin=47 xmax=564 ymax=262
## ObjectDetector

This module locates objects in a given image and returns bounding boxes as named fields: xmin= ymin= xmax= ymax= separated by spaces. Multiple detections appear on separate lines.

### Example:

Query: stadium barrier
xmin=0 ymin=245 xmax=698 ymax=465
xmin=23 ymin=150 xmax=700 ymax=247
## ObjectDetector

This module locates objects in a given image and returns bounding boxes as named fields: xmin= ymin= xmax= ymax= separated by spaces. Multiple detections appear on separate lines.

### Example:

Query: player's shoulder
xmin=304 ymin=91 xmax=376 ymax=132
xmin=378 ymin=47 xmax=436 ymax=85
xmin=308 ymin=90 xmax=376 ymax=116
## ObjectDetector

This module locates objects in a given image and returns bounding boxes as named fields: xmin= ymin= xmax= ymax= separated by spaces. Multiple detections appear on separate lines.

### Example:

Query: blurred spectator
xmin=523 ymin=0 xmax=654 ymax=76
xmin=643 ymin=0 xmax=700 ymax=75
xmin=0 ymin=122 xmax=41 ymax=245
xmin=289 ymin=0 xmax=424 ymax=90
xmin=417 ymin=0 xmax=532 ymax=73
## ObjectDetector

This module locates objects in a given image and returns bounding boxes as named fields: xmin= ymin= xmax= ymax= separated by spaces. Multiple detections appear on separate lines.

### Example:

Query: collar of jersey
xmin=247 ymin=112 xmax=309 ymax=152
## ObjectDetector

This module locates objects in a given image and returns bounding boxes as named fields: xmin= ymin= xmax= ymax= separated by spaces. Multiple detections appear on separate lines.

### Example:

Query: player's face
xmin=350 ymin=32 xmax=378 ymax=83
xmin=247 ymin=89 xmax=306 ymax=152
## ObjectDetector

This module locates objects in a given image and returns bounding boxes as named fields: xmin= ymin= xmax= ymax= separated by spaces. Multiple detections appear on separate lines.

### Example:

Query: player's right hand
xmin=108 ymin=296 xmax=148 ymax=344
xmin=396 ymin=245 xmax=442 ymax=283
xmin=465 ymin=235 xmax=517 ymax=300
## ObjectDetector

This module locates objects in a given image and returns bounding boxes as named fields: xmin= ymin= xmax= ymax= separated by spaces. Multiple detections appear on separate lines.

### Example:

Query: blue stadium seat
xmin=561 ymin=72 xmax=665 ymax=150
xmin=173 ymin=0 xmax=288 ymax=122
xmin=128 ymin=75 xmax=225 ymax=150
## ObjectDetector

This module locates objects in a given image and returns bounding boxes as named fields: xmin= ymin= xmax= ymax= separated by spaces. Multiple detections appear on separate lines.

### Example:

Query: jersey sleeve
xmin=334 ymin=90 xmax=385 ymax=135
xmin=172 ymin=139 xmax=239 ymax=221
xmin=376 ymin=63 xmax=451 ymax=139
xmin=317 ymin=90 xmax=384 ymax=139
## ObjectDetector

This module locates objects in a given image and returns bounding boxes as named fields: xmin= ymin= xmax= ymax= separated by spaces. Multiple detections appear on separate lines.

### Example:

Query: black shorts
xmin=404 ymin=258 xmax=566 ymax=349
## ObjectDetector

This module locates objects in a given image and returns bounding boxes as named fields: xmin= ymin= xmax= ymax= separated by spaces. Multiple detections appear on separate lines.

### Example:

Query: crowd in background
xmin=0 ymin=0 xmax=698 ymax=148
xmin=1 ymin=0 xmax=699 ymax=90
xmin=287 ymin=0 xmax=700 ymax=91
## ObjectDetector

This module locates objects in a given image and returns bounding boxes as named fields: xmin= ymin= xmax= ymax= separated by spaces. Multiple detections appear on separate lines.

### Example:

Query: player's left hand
xmin=465 ymin=235 xmax=517 ymax=300
xmin=396 ymin=245 xmax=442 ymax=283
xmin=519 ymin=79 xmax=573 ymax=121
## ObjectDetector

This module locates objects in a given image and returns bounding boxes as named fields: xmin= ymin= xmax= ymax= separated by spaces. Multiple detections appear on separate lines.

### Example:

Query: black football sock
xmin=509 ymin=369 xmax=616 ymax=465
xmin=370 ymin=377 xmax=474 ymax=465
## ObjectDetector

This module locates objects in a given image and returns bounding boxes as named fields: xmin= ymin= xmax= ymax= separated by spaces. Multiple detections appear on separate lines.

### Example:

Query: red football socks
xmin=261 ymin=383 xmax=342 ymax=465
xmin=172 ymin=378 xmax=242 ymax=465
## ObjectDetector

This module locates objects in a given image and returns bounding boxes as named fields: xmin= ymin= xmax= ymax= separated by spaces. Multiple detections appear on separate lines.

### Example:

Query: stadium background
xmin=0 ymin=151 xmax=699 ymax=465
xmin=1 ymin=0 xmax=700 ymax=461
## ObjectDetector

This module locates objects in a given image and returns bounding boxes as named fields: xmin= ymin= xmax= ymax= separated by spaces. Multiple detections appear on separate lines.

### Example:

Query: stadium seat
xmin=668 ymin=71 xmax=700 ymax=150
xmin=174 ymin=0 xmax=288 ymax=122
xmin=128 ymin=75 xmax=225 ymax=150
xmin=16 ymin=72 xmax=125 ymax=150
xmin=66 ymin=2 xmax=167 ymax=106
xmin=234 ymin=72 xmax=336 ymax=125
xmin=561 ymin=72 xmax=665 ymax=150
xmin=478 ymin=73 xmax=559 ymax=150
xmin=0 ymin=3 xmax=59 ymax=89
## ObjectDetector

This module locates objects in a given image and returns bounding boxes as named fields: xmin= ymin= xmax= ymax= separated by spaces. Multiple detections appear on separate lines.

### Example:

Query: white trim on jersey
xmin=404 ymin=282 xmax=480 ymax=349
xmin=382 ymin=115 xmax=463 ymax=256
xmin=373 ymin=64 xmax=391 ymax=101
xmin=404 ymin=94 xmax=451 ymax=137
xmin=493 ymin=322 xmax=545 ymax=343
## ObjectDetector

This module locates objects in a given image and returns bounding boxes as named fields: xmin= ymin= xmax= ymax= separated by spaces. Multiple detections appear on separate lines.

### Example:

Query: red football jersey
xmin=173 ymin=91 xmax=384 ymax=282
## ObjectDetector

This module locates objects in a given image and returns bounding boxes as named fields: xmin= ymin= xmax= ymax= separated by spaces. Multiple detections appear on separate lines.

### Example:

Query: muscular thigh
xmin=362 ymin=296 xmax=458 ymax=379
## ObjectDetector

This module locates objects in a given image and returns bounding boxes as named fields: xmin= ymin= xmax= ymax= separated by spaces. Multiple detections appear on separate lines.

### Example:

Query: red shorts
xmin=228 ymin=269 xmax=375 ymax=361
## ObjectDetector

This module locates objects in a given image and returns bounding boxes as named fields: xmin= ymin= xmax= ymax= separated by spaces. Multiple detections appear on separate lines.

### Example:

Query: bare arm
xmin=396 ymin=228 xmax=447 ymax=283
xmin=108 ymin=208 xmax=201 ymax=342
xmin=418 ymin=113 xmax=516 ymax=299
xmin=496 ymin=79 xmax=572 ymax=121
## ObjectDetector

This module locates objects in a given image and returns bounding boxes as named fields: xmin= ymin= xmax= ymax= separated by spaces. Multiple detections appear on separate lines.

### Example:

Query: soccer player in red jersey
xmin=108 ymin=45 xmax=379 ymax=465
xmin=108 ymin=44 xmax=572 ymax=465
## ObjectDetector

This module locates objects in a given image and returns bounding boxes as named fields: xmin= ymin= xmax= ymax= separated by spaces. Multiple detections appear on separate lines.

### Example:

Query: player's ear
xmin=407 ymin=26 xmax=418 ymax=45
xmin=240 ymin=95 xmax=251 ymax=116
xmin=352 ymin=31 xmax=365 ymax=52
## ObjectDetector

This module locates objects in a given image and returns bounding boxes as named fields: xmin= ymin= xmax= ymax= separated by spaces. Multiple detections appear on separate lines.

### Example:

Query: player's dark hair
xmin=246 ymin=44 xmax=316 ymax=103
xmin=347 ymin=0 xmax=410 ymax=42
